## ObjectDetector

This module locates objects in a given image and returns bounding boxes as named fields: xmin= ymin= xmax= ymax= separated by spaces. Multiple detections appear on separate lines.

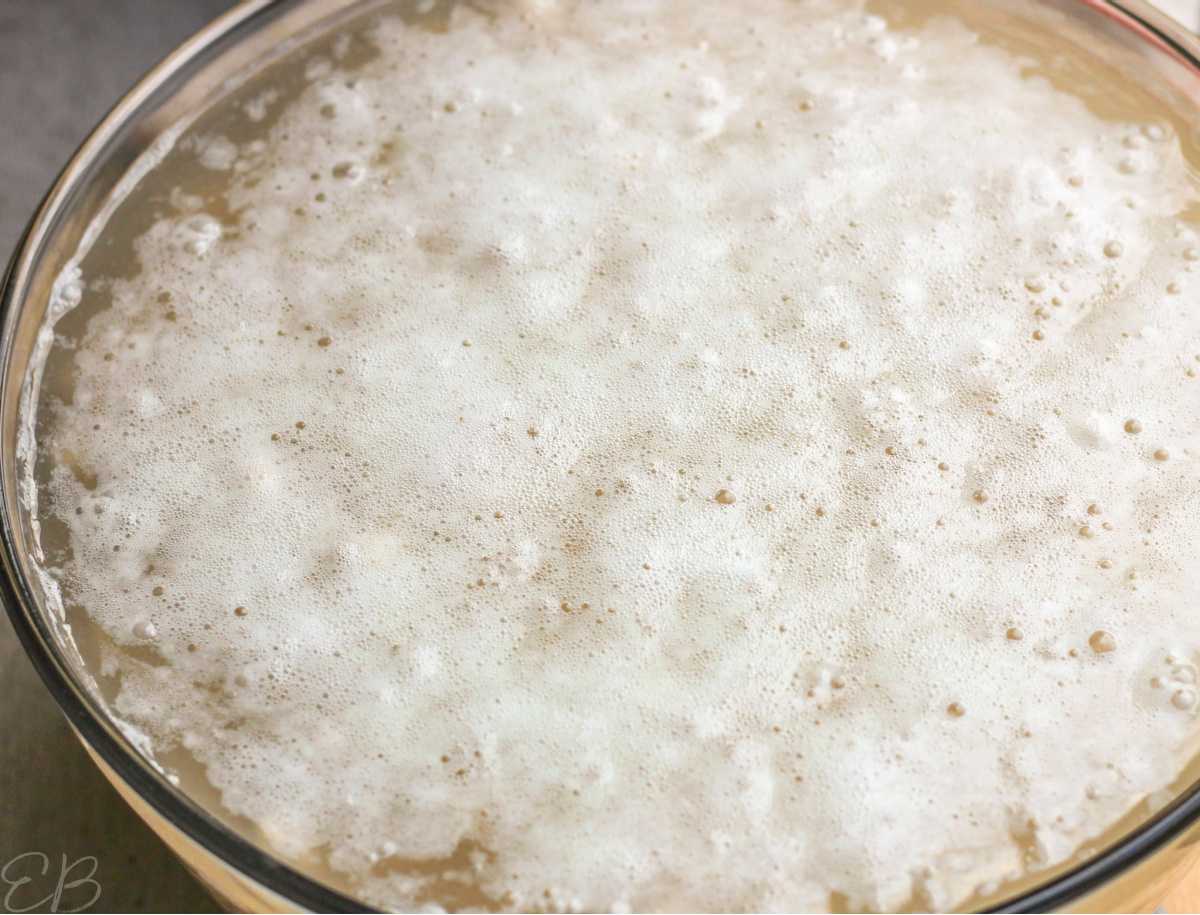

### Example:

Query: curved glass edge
xmin=975 ymin=4 xmax=1200 ymax=910
xmin=0 ymin=253 xmax=375 ymax=915
xmin=2 ymin=1 xmax=1200 ymax=913
xmin=0 ymin=0 xmax=375 ymax=912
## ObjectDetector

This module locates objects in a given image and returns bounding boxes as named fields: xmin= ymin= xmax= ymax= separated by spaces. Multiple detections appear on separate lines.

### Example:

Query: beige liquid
xmin=26 ymin=0 xmax=1200 ymax=911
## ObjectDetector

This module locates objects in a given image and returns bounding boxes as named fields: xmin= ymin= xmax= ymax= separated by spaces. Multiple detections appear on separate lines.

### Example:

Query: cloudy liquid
xmin=26 ymin=0 xmax=1200 ymax=911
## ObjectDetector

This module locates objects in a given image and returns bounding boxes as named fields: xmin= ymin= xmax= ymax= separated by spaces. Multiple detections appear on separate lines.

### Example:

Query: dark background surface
xmin=0 ymin=3 xmax=236 ymax=911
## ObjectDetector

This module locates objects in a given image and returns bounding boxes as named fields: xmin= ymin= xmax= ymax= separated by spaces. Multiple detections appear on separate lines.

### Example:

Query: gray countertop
xmin=1 ymin=1 xmax=1199 ymax=913
xmin=0 ymin=5 xmax=235 ymax=911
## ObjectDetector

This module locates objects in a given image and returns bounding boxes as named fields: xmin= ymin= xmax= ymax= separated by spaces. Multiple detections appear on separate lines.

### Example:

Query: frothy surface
xmin=33 ymin=0 xmax=1200 ymax=910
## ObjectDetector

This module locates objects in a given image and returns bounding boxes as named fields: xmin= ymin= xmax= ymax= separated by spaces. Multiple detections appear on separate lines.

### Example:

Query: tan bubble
xmin=132 ymin=620 xmax=156 ymax=640
xmin=1006 ymin=627 xmax=1024 ymax=641
xmin=235 ymin=606 xmax=248 ymax=617
xmin=947 ymin=702 xmax=965 ymax=717
xmin=1172 ymin=688 xmax=1197 ymax=710
xmin=1087 ymin=503 xmax=1101 ymax=515
xmin=1024 ymin=277 xmax=1046 ymax=293
xmin=332 ymin=161 xmax=364 ymax=180
xmin=715 ymin=489 xmax=737 ymax=504
xmin=973 ymin=490 xmax=989 ymax=503
xmin=1032 ymin=329 xmax=1045 ymax=341
xmin=1079 ymin=525 xmax=1094 ymax=538
xmin=1154 ymin=448 xmax=1169 ymax=461
xmin=938 ymin=462 xmax=949 ymax=471
xmin=1089 ymin=630 xmax=1117 ymax=653
xmin=1104 ymin=240 xmax=1124 ymax=258
xmin=1124 ymin=419 xmax=1142 ymax=434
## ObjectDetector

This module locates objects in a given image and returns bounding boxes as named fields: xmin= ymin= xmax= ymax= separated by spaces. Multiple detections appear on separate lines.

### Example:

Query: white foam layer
xmin=36 ymin=0 xmax=1200 ymax=910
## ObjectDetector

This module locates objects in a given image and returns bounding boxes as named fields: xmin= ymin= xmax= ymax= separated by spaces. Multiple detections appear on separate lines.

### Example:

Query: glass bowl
xmin=5 ymin=1 xmax=1200 ymax=911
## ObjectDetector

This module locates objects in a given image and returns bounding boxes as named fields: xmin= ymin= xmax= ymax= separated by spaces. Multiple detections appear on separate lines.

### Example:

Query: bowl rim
xmin=0 ymin=3 xmax=376 ymax=910
xmin=4 ymin=1 xmax=1200 ymax=912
